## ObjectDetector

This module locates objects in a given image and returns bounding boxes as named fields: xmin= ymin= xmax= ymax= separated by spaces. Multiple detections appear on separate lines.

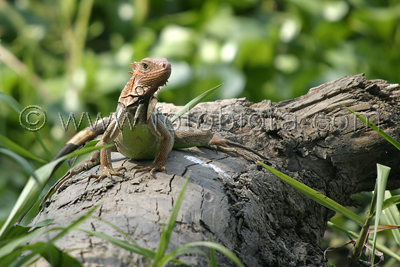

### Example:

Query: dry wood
xmin=33 ymin=74 xmax=400 ymax=266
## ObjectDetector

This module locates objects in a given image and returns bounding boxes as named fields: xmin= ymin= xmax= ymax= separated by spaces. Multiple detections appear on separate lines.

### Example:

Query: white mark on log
xmin=184 ymin=155 xmax=230 ymax=178
xmin=386 ymin=83 xmax=399 ymax=90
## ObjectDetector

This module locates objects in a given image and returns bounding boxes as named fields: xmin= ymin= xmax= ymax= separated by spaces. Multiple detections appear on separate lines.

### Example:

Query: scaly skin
xmin=43 ymin=57 xmax=267 ymax=204
xmin=44 ymin=57 xmax=171 ymax=201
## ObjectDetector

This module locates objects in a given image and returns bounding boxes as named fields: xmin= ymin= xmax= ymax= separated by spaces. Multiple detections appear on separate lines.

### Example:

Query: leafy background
xmin=0 ymin=0 xmax=399 ymax=264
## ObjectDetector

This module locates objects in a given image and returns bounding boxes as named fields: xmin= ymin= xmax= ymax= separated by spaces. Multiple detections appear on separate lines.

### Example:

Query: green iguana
xmin=44 ymin=57 xmax=266 ymax=202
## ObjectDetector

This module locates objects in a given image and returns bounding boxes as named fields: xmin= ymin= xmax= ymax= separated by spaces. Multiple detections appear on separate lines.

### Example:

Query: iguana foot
xmin=208 ymin=137 xmax=254 ymax=161
xmin=131 ymin=163 xmax=166 ymax=176
xmin=89 ymin=166 xmax=126 ymax=182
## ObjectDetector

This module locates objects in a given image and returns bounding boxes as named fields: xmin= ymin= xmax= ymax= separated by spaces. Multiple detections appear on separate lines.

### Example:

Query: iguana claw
xmin=89 ymin=166 xmax=126 ymax=182
xmin=131 ymin=163 xmax=166 ymax=176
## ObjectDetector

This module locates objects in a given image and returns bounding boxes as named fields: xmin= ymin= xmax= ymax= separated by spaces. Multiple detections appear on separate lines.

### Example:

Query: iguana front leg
xmin=90 ymin=118 xmax=126 ymax=181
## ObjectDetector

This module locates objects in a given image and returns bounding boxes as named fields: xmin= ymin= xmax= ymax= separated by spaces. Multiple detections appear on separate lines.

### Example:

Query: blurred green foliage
xmin=0 ymin=0 xmax=399 ymax=262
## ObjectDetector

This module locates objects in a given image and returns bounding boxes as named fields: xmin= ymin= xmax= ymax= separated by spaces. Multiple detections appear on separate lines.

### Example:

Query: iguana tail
xmin=52 ymin=117 xmax=112 ymax=161
xmin=36 ymin=117 xmax=112 ymax=210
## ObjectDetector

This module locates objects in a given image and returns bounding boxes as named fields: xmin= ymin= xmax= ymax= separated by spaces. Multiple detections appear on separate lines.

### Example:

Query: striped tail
xmin=52 ymin=117 xmax=112 ymax=161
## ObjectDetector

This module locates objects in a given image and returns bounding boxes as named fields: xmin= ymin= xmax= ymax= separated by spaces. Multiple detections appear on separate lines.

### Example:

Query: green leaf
xmin=0 ymin=220 xmax=52 ymax=246
xmin=70 ymin=139 xmax=100 ymax=167
xmin=46 ymin=204 xmax=99 ymax=243
xmin=90 ymin=215 xmax=137 ymax=245
xmin=381 ymin=195 xmax=400 ymax=212
xmin=0 ymin=134 xmax=47 ymax=164
xmin=0 ymin=246 xmax=24 ymax=266
xmin=24 ymin=242 xmax=82 ymax=267
xmin=31 ymin=219 xmax=53 ymax=228
xmin=258 ymin=161 xmax=364 ymax=225
xmin=371 ymin=164 xmax=390 ymax=265
xmin=154 ymin=173 xmax=191 ymax=266
xmin=170 ymin=84 xmax=221 ymax=122
xmin=382 ymin=192 xmax=400 ymax=245
xmin=0 ymin=144 xmax=112 ymax=240
xmin=0 ymin=92 xmax=22 ymax=113
xmin=34 ymin=131 xmax=52 ymax=161
xmin=18 ymin=196 xmax=48 ymax=227
xmin=209 ymin=235 xmax=217 ymax=267
xmin=170 ymin=241 xmax=244 ymax=267
xmin=0 ymin=225 xmax=31 ymax=245
xmin=158 ymin=247 xmax=208 ymax=267
xmin=351 ymin=192 xmax=373 ymax=205
xmin=8 ymin=204 xmax=99 ymax=267
xmin=0 ymin=148 xmax=40 ymax=184
xmin=342 ymin=105 xmax=400 ymax=150
xmin=0 ymin=93 xmax=52 ymax=160
xmin=79 ymin=225 xmax=185 ymax=265
xmin=328 ymin=221 xmax=400 ymax=262
xmin=78 ymin=229 xmax=155 ymax=259
xmin=0 ymin=227 xmax=58 ymax=259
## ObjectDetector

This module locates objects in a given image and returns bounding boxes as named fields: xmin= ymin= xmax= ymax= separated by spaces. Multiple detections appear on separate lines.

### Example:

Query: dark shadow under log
xmin=33 ymin=74 xmax=400 ymax=266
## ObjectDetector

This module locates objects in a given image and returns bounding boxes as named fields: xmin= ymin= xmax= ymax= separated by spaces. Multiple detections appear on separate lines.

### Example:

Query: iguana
xmin=44 ymin=57 xmax=267 ymax=202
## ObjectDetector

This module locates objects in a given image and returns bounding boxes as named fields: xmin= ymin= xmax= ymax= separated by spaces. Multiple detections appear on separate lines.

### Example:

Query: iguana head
xmin=118 ymin=57 xmax=171 ymax=108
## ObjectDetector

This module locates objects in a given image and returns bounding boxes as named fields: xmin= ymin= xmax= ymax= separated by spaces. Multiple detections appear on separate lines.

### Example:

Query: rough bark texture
xmin=33 ymin=74 xmax=400 ymax=266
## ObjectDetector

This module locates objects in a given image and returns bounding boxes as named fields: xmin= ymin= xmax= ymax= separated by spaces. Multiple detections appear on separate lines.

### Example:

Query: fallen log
xmin=34 ymin=74 xmax=400 ymax=266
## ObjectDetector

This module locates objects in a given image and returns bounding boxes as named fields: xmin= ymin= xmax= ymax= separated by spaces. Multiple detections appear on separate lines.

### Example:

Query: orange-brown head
xmin=119 ymin=57 xmax=171 ymax=108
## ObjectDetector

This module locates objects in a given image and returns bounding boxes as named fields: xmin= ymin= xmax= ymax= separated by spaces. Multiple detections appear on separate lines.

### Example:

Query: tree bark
xmin=33 ymin=74 xmax=400 ymax=266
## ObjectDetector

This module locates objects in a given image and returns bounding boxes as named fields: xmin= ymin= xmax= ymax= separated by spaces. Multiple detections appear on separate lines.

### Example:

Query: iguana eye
xmin=142 ymin=62 xmax=148 ymax=70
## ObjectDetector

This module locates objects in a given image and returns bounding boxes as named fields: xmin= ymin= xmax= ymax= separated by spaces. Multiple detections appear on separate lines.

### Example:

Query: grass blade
xmin=351 ymin=192 xmax=373 ymax=205
xmin=9 ymin=205 xmax=99 ymax=267
xmin=0 ymin=144 xmax=112 ymax=239
xmin=382 ymin=191 xmax=400 ymax=245
xmin=0 ymin=92 xmax=22 ymax=113
xmin=170 ymin=84 xmax=220 ymax=122
xmin=90 ymin=216 xmax=137 ymax=245
xmin=18 ymin=242 xmax=83 ymax=267
xmin=0 ymin=93 xmax=52 ymax=160
xmin=209 ymin=235 xmax=217 ymax=267
xmin=158 ymin=248 xmax=207 ymax=267
xmin=0 ymin=148 xmax=40 ymax=184
xmin=0 ymin=134 xmax=47 ymax=164
xmin=175 ymin=241 xmax=244 ymax=267
xmin=371 ymin=164 xmax=390 ymax=265
xmin=342 ymin=105 xmax=400 ymax=150
xmin=154 ymin=173 xmax=191 ymax=265
xmin=0 ymin=227 xmax=61 ymax=258
xmin=258 ymin=161 xmax=364 ymax=225
xmin=381 ymin=195 xmax=400 ymax=212
xmin=34 ymin=131 xmax=52 ymax=161
xmin=78 ymin=229 xmax=155 ymax=259
xmin=328 ymin=221 xmax=400 ymax=262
